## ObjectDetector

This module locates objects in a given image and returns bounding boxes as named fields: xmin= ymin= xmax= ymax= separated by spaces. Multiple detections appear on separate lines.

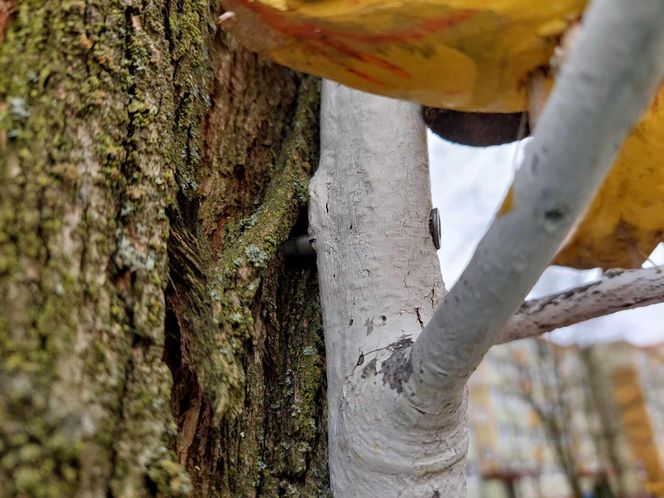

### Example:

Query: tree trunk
xmin=0 ymin=2 xmax=328 ymax=497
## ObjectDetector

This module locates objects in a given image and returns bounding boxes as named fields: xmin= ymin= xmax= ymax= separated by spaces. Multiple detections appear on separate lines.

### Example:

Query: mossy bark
xmin=0 ymin=1 xmax=327 ymax=497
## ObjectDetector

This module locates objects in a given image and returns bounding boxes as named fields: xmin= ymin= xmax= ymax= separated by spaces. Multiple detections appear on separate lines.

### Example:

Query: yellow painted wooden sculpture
xmin=220 ymin=0 xmax=664 ymax=269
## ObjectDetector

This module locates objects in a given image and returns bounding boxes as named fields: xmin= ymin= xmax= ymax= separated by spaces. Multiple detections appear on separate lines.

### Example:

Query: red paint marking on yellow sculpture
xmin=232 ymin=0 xmax=477 ymax=84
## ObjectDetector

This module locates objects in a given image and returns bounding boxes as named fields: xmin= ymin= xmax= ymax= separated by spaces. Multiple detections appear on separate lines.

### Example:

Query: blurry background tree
xmin=0 ymin=2 xmax=329 ymax=496
xmin=507 ymin=340 xmax=664 ymax=498
xmin=581 ymin=349 xmax=629 ymax=498
xmin=513 ymin=342 xmax=593 ymax=498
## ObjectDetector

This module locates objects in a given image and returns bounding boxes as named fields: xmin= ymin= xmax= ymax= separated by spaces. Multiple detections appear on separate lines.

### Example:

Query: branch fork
xmin=310 ymin=0 xmax=664 ymax=495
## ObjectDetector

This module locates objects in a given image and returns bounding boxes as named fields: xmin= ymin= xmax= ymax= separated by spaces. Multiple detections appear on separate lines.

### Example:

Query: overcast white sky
xmin=428 ymin=133 xmax=664 ymax=346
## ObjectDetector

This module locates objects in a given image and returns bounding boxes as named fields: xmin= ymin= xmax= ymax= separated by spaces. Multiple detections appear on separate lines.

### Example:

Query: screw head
xmin=429 ymin=208 xmax=441 ymax=250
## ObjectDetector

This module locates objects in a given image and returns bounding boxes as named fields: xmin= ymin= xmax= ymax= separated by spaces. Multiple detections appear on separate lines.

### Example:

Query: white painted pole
xmin=310 ymin=83 xmax=468 ymax=496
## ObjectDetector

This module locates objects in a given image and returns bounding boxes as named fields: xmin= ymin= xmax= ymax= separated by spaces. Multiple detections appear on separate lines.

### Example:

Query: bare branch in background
xmin=499 ymin=267 xmax=664 ymax=344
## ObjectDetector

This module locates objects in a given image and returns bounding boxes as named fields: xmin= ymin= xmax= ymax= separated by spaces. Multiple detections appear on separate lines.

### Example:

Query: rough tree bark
xmin=0 ymin=1 xmax=328 ymax=497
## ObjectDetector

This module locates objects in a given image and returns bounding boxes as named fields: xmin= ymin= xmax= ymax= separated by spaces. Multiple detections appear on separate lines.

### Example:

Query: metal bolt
xmin=429 ymin=208 xmax=441 ymax=250
xmin=283 ymin=235 xmax=316 ymax=257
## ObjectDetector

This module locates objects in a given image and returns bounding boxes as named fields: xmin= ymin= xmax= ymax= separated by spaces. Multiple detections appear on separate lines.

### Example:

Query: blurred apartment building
xmin=466 ymin=340 xmax=664 ymax=498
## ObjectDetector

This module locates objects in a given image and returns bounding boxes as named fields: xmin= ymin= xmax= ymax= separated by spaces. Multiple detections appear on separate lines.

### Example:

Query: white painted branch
xmin=310 ymin=83 xmax=467 ymax=496
xmin=498 ymin=267 xmax=664 ymax=344
xmin=409 ymin=0 xmax=664 ymax=401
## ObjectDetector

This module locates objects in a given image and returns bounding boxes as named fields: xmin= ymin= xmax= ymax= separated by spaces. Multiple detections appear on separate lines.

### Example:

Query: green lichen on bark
xmin=0 ymin=0 xmax=214 ymax=496
xmin=1 ymin=0 xmax=328 ymax=496
xmin=167 ymin=73 xmax=329 ymax=496
xmin=206 ymin=77 xmax=320 ymax=419
xmin=211 ymin=77 xmax=329 ymax=497
xmin=253 ymin=262 xmax=329 ymax=496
